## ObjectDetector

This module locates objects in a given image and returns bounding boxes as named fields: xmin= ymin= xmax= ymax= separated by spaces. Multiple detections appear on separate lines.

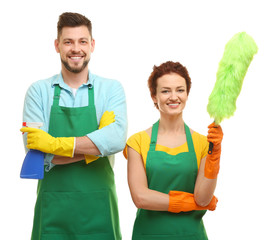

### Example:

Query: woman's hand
xmin=205 ymin=123 xmax=223 ymax=179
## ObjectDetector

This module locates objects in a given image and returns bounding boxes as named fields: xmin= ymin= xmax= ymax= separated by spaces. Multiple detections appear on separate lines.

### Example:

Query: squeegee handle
xmin=208 ymin=142 xmax=213 ymax=154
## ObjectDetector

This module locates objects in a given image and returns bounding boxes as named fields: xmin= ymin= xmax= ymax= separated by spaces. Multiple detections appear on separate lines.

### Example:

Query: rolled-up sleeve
xmin=87 ymin=79 xmax=128 ymax=156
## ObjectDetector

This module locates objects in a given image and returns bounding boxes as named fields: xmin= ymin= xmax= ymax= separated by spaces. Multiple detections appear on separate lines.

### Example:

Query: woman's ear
xmin=151 ymin=95 xmax=157 ymax=105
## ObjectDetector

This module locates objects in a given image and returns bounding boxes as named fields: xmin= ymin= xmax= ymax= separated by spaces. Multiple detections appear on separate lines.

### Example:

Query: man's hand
xmin=85 ymin=111 xmax=115 ymax=164
xmin=99 ymin=111 xmax=115 ymax=129
xmin=21 ymin=127 xmax=75 ymax=158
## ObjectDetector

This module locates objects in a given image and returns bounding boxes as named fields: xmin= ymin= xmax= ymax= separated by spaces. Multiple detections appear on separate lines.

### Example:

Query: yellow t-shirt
xmin=124 ymin=130 xmax=209 ymax=169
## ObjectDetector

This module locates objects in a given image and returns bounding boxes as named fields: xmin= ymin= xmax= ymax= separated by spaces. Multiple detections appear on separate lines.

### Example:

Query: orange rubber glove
xmin=168 ymin=191 xmax=218 ymax=213
xmin=205 ymin=122 xmax=223 ymax=179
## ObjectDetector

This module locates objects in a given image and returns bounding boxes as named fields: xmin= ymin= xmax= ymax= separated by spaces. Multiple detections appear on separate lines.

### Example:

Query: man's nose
xmin=72 ymin=42 xmax=81 ymax=53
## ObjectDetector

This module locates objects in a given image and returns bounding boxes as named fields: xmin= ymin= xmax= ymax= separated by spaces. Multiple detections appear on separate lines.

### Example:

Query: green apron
xmin=31 ymin=85 xmax=121 ymax=240
xmin=132 ymin=120 xmax=208 ymax=240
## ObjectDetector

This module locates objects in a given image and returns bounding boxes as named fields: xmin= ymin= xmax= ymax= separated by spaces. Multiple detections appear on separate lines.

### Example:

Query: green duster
xmin=207 ymin=32 xmax=258 ymax=126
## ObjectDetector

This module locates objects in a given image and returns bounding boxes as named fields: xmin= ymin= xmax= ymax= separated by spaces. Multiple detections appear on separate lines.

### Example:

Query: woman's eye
xmin=161 ymin=90 xmax=169 ymax=93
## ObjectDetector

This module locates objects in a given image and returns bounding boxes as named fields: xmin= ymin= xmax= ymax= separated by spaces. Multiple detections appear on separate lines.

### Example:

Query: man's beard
xmin=61 ymin=58 xmax=90 ymax=74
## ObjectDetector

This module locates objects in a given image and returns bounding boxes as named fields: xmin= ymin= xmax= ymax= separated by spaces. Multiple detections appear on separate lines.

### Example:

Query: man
xmin=21 ymin=12 xmax=127 ymax=240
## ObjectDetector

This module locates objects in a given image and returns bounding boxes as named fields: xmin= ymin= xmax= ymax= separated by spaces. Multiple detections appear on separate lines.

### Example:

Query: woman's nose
xmin=169 ymin=92 xmax=178 ymax=100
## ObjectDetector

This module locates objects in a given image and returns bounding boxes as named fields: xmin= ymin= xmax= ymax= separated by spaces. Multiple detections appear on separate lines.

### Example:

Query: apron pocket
xmin=133 ymin=234 xmax=200 ymax=240
xmin=42 ymin=190 xmax=111 ymax=236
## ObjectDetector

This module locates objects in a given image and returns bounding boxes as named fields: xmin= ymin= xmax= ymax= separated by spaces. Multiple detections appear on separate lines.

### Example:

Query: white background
xmin=1 ymin=0 xmax=279 ymax=239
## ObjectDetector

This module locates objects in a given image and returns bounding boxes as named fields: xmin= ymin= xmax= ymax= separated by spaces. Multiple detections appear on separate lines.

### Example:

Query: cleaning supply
xmin=20 ymin=122 xmax=45 ymax=179
xmin=20 ymin=127 xmax=75 ymax=157
xmin=204 ymin=122 xmax=223 ymax=179
xmin=168 ymin=191 xmax=218 ymax=213
xmin=207 ymin=32 xmax=258 ymax=153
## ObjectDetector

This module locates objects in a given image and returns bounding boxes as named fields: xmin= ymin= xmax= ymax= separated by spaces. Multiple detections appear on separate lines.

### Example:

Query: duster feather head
xmin=207 ymin=32 xmax=258 ymax=125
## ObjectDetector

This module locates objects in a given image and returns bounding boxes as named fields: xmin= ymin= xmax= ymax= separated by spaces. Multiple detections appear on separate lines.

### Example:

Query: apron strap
xmin=88 ymin=86 xmax=95 ymax=106
xmin=53 ymin=85 xmax=95 ymax=107
xmin=149 ymin=120 xmax=195 ymax=153
xmin=53 ymin=85 xmax=61 ymax=107
xmin=184 ymin=123 xmax=195 ymax=153
xmin=149 ymin=120 xmax=159 ymax=151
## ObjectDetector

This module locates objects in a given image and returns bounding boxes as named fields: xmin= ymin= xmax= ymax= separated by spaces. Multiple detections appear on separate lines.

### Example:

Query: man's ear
xmin=90 ymin=38 xmax=95 ymax=53
xmin=54 ymin=39 xmax=60 ymax=53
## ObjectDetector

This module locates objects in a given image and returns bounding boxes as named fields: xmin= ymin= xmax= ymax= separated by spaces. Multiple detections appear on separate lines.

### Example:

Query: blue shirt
xmin=22 ymin=71 xmax=127 ymax=170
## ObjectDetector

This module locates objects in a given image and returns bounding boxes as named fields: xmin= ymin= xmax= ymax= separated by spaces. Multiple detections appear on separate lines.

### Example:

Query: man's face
xmin=55 ymin=26 xmax=95 ymax=74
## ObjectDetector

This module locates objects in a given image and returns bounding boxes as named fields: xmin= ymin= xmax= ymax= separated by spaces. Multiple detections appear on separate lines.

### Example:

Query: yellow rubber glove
xmin=168 ymin=191 xmax=218 ymax=213
xmin=20 ymin=128 xmax=75 ymax=158
xmin=85 ymin=111 xmax=115 ymax=164
xmin=204 ymin=122 xmax=223 ymax=179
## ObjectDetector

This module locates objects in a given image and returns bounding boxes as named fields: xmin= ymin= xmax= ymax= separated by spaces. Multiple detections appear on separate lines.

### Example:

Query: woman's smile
xmin=167 ymin=102 xmax=181 ymax=108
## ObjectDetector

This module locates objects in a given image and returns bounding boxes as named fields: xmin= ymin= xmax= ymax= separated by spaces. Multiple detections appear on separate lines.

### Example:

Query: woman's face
xmin=152 ymin=73 xmax=188 ymax=116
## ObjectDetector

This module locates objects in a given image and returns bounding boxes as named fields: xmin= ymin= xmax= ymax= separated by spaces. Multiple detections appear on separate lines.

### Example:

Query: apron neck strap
xmin=184 ymin=124 xmax=195 ymax=152
xmin=88 ymin=86 xmax=95 ymax=106
xmin=53 ymin=85 xmax=61 ymax=106
xmin=149 ymin=120 xmax=195 ymax=152
xmin=150 ymin=120 xmax=159 ymax=151
xmin=53 ymin=85 xmax=95 ymax=107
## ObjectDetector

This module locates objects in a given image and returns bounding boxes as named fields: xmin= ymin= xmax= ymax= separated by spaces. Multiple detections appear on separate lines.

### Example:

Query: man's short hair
xmin=57 ymin=12 xmax=92 ymax=39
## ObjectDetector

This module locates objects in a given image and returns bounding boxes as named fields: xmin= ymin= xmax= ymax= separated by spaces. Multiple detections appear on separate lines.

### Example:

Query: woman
xmin=124 ymin=61 xmax=223 ymax=239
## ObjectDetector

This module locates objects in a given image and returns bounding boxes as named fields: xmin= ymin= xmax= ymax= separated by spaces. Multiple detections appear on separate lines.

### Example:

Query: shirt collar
xmin=51 ymin=71 xmax=95 ymax=89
